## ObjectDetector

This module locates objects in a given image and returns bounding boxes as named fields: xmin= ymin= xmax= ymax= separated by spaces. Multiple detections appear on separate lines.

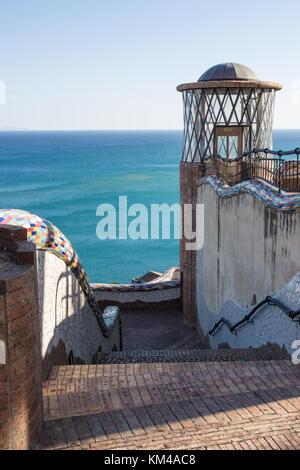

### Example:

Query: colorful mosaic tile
xmin=0 ymin=209 xmax=97 ymax=309
xmin=0 ymin=177 xmax=297 ymax=305
xmin=0 ymin=209 xmax=179 ymax=307
xmin=92 ymin=279 xmax=180 ymax=292
xmin=199 ymin=176 xmax=300 ymax=212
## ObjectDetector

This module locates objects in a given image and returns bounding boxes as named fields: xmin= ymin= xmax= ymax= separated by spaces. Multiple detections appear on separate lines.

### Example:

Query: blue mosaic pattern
xmin=199 ymin=177 xmax=300 ymax=212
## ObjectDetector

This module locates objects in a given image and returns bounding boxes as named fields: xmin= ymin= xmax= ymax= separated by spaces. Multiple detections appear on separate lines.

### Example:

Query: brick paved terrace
xmin=39 ymin=355 xmax=300 ymax=450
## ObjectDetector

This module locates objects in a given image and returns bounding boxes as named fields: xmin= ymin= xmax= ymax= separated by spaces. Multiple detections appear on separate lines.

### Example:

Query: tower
xmin=177 ymin=63 xmax=282 ymax=326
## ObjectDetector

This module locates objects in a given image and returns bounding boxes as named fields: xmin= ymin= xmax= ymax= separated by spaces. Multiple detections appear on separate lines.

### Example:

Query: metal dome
xmin=198 ymin=63 xmax=258 ymax=82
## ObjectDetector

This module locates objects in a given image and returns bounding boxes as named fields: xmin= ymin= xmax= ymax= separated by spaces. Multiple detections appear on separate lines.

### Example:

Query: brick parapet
xmin=0 ymin=225 xmax=42 ymax=450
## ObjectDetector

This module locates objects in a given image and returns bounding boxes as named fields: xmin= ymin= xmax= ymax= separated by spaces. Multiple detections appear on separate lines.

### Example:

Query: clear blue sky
xmin=0 ymin=0 xmax=299 ymax=130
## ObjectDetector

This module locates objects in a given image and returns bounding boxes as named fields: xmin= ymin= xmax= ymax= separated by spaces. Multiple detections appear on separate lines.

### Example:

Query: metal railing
xmin=201 ymin=148 xmax=300 ymax=193
xmin=209 ymin=296 xmax=300 ymax=337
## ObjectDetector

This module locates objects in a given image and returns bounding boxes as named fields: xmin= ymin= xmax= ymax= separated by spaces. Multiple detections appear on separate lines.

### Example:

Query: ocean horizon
xmin=1 ymin=129 xmax=300 ymax=283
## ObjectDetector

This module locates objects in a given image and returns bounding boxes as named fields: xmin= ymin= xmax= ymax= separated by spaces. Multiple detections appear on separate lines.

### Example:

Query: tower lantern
xmin=176 ymin=63 xmax=282 ymax=327
xmin=177 ymin=62 xmax=282 ymax=162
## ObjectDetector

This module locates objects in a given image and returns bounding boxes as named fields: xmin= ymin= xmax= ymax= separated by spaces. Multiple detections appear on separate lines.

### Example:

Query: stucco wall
xmin=196 ymin=182 xmax=300 ymax=355
xmin=37 ymin=251 xmax=121 ymax=378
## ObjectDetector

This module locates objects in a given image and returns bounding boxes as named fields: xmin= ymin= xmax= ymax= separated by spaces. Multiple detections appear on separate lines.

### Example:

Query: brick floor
xmin=38 ymin=359 xmax=300 ymax=450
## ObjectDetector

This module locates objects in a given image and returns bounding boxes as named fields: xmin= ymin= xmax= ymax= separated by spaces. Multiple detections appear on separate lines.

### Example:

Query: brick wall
xmin=180 ymin=162 xmax=204 ymax=327
xmin=0 ymin=225 xmax=42 ymax=450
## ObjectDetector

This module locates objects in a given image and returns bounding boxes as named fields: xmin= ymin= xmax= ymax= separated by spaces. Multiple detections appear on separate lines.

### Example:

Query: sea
xmin=0 ymin=129 xmax=299 ymax=283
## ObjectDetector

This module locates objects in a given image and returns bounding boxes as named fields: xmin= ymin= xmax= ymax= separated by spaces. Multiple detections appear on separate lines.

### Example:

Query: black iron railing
xmin=209 ymin=296 xmax=300 ymax=337
xmin=201 ymin=148 xmax=300 ymax=193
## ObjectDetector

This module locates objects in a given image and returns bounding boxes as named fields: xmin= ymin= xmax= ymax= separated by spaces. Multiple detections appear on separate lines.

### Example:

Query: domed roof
xmin=198 ymin=63 xmax=258 ymax=82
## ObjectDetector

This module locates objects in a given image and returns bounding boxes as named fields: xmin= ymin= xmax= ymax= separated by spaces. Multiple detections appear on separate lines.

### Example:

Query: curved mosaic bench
xmin=199 ymin=176 xmax=300 ymax=211
xmin=0 ymin=210 xmax=180 ymax=328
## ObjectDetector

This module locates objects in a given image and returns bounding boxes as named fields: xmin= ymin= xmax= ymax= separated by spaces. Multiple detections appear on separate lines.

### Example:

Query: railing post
xmin=295 ymin=147 xmax=300 ymax=191
xmin=278 ymin=151 xmax=282 ymax=193
xmin=202 ymin=146 xmax=300 ymax=192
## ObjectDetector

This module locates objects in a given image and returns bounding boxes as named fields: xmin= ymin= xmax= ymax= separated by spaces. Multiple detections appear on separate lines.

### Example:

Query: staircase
xmin=97 ymin=347 xmax=285 ymax=364
xmin=39 ymin=347 xmax=300 ymax=450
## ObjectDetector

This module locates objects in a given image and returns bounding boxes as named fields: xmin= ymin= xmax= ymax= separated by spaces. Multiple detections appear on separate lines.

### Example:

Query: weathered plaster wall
xmin=196 ymin=183 xmax=300 ymax=355
xmin=37 ymin=251 xmax=121 ymax=379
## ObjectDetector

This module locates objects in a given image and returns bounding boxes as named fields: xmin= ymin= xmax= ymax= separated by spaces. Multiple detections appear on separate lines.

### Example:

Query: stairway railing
xmin=209 ymin=296 xmax=300 ymax=336
xmin=199 ymin=147 xmax=300 ymax=193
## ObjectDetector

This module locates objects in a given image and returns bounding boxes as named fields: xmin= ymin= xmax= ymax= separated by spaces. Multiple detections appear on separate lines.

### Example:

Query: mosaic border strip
xmin=0 ymin=209 xmax=179 ymax=308
xmin=92 ymin=279 xmax=180 ymax=292
xmin=0 ymin=209 xmax=101 ymax=312
xmin=199 ymin=176 xmax=300 ymax=212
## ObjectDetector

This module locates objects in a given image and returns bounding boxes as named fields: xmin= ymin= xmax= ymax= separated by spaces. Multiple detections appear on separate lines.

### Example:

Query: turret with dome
xmin=177 ymin=62 xmax=282 ymax=162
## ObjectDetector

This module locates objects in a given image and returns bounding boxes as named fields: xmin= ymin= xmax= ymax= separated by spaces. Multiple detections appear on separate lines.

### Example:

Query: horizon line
xmin=0 ymin=128 xmax=184 ymax=132
xmin=1 ymin=127 xmax=300 ymax=132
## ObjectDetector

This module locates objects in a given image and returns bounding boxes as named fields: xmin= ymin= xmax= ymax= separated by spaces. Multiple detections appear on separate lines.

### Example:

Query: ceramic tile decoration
xmin=1 ymin=177 xmax=298 ymax=301
xmin=0 ymin=209 xmax=98 ymax=307
xmin=92 ymin=279 xmax=180 ymax=291
xmin=0 ymin=209 xmax=180 ymax=311
xmin=199 ymin=176 xmax=300 ymax=212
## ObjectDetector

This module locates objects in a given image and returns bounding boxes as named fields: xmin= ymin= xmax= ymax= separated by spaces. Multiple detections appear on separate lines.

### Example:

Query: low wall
xmin=196 ymin=178 xmax=300 ymax=355
xmin=0 ymin=225 xmax=42 ymax=450
xmin=0 ymin=210 xmax=122 ymax=381
xmin=38 ymin=251 xmax=121 ymax=379
xmin=94 ymin=286 xmax=180 ymax=309
xmin=92 ymin=268 xmax=181 ymax=309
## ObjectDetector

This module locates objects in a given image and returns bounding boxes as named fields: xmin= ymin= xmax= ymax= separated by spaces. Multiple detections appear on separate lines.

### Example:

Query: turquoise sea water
xmin=1 ymin=129 xmax=300 ymax=283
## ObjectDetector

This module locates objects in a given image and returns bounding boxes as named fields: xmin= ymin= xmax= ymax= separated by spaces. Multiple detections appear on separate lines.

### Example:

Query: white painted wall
xmin=196 ymin=182 xmax=300 ymax=355
xmin=37 ymin=250 xmax=120 ymax=367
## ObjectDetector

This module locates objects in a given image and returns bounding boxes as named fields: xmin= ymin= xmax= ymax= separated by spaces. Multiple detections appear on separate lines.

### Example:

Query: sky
xmin=0 ymin=0 xmax=300 ymax=130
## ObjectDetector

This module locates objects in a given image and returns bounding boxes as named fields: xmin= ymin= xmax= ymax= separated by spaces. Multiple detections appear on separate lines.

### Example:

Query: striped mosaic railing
xmin=0 ymin=210 xmax=180 ymax=335
xmin=199 ymin=176 xmax=300 ymax=212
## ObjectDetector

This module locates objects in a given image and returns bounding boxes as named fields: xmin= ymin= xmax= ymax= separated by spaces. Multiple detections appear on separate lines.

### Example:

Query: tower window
xmin=214 ymin=126 xmax=243 ymax=160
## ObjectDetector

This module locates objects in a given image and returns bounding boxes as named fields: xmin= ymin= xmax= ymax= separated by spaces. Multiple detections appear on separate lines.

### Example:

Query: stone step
xmin=97 ymin=347 xmax=286 ymax=364
xmin=162 ymin=331 xmax=203 ymax=351
xmin=39 ymin=396 xmax=300 ymax=450
xmin=43 ymin=359 xmax=299 ymax=420
xmin=39 ymin=358 xmax=300 ymax=450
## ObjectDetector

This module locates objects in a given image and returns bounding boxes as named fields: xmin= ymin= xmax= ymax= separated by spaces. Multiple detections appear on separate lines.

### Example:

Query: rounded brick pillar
xmin=0 ymin=225 xmax=42 ymax=450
